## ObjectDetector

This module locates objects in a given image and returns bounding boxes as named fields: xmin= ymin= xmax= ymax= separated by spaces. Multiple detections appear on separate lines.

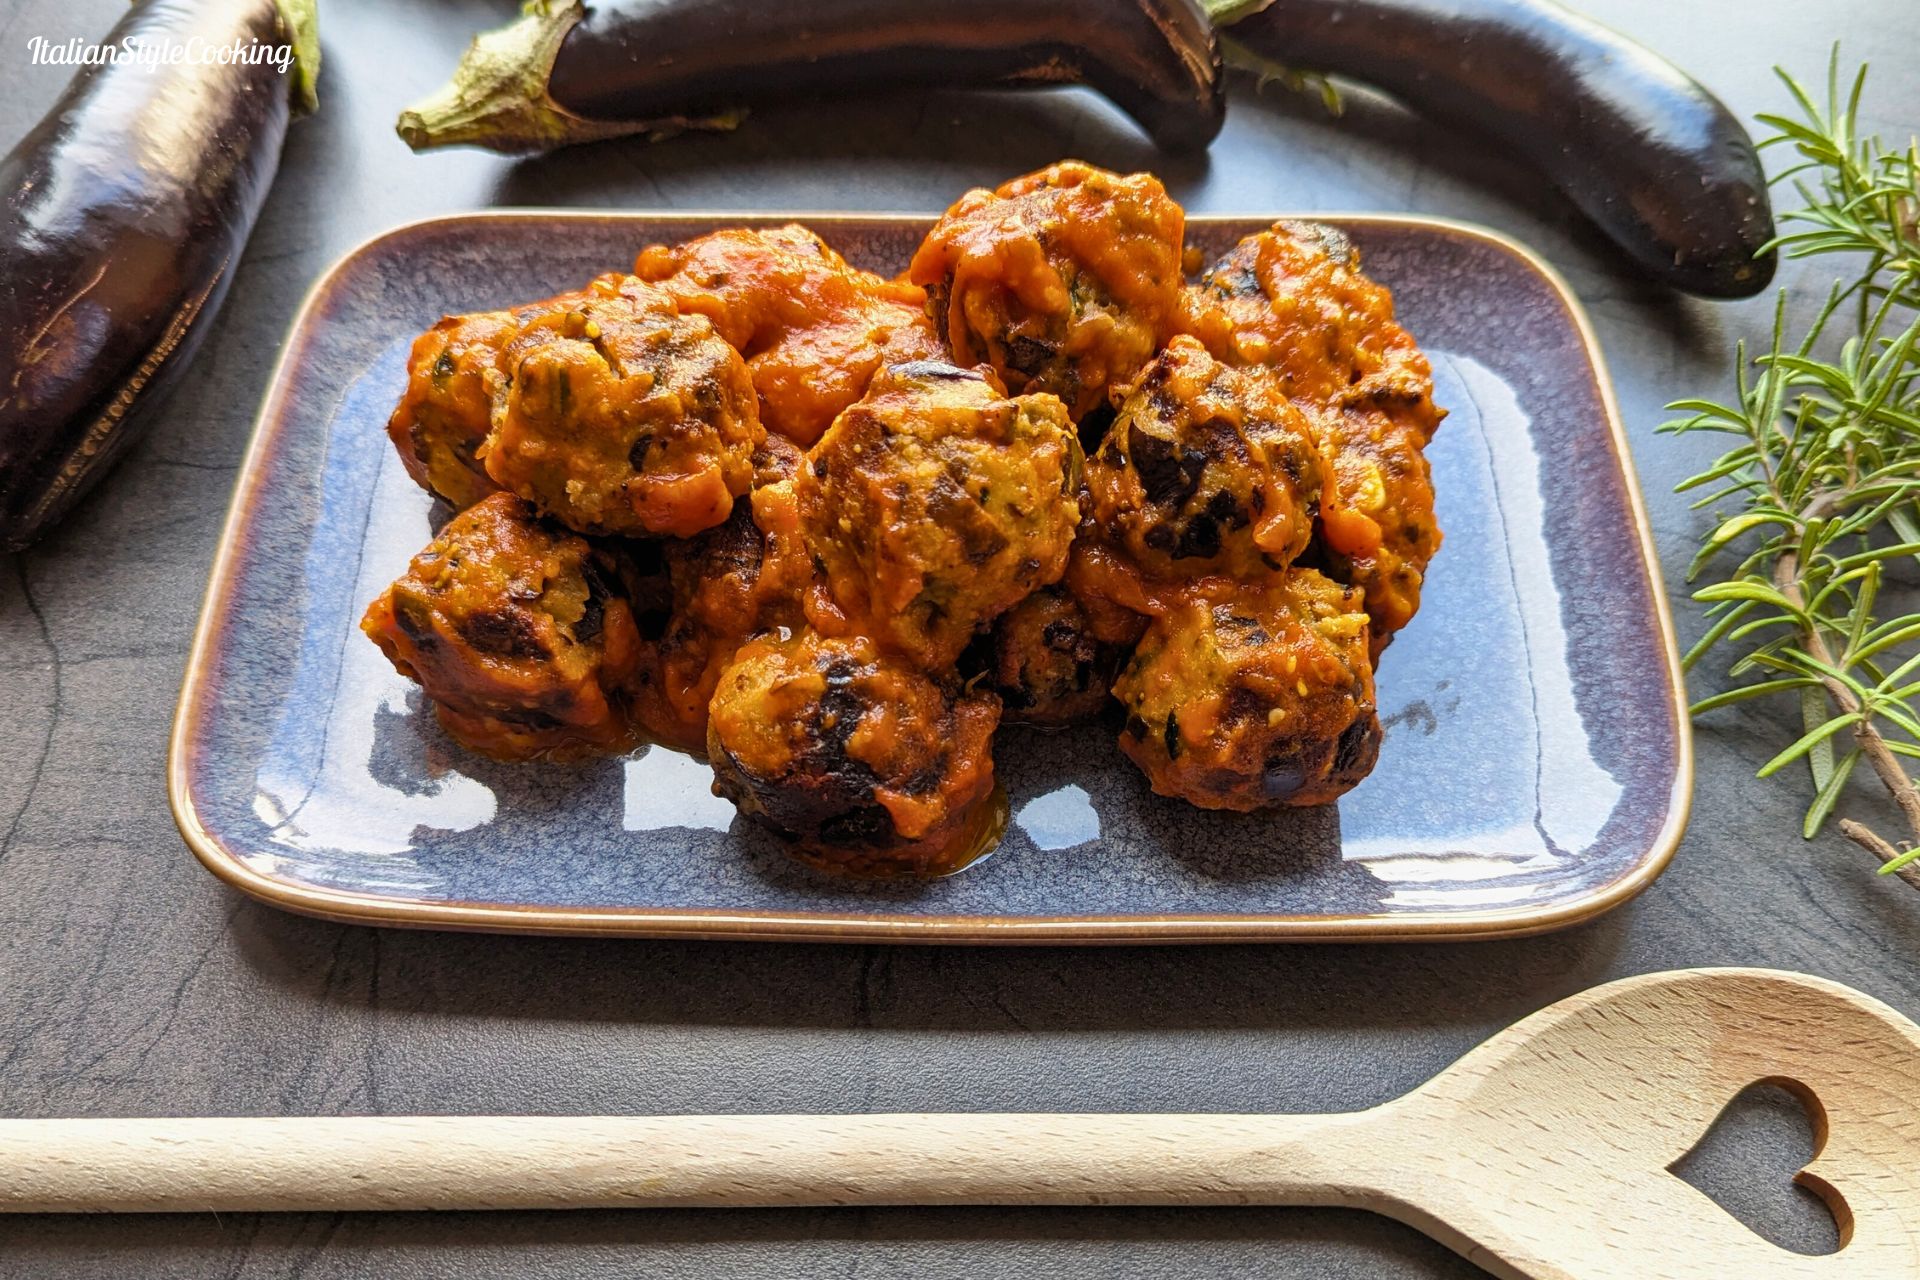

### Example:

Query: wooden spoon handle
xmin=0 ymin=1112 xmax=1382 ymax=1213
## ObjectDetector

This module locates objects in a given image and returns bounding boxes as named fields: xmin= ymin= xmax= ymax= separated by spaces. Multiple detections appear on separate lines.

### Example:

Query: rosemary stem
xmin=1774 ymin=544 xmax=1920 ymax=889
xmin=1838 ymin=819 xmax=1920 ymax=890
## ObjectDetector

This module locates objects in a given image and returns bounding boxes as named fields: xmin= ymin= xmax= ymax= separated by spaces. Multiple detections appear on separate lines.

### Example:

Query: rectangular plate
xmin=170 ymin=212 xmax=1691 ymax=943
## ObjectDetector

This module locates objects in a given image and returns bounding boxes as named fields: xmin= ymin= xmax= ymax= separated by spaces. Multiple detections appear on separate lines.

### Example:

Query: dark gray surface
xmin=0 ymin=0 xmax=1914 ymax=1275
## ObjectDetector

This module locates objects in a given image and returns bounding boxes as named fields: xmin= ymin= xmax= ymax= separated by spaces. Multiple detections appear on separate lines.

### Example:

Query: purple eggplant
xmin=397 ymin=0 xmax=1223 ymax=155
xmin=0 ymin=0 xmax=319 ymax=550
xmin=1210 ymin=0 xmax=1776 ymax=297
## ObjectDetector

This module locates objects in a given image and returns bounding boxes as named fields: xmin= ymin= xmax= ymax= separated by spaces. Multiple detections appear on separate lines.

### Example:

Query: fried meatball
xmin=1113 ymin=570 xmax=1380 ymax=810
xmin=361 ymin=492 xmax=643 ymax=761
xmin=634 ymin=225 xmax=946 ymax=446
xmin=909 ymin=161 xmax=1185 ymax=420
xmin=485 ymin=274 xmax=763 ymax=539
xmin=798 ymin=361 xmax=1082 ymax=669
xmin=386 ymin=308 xmax=517 ymax=509
xmin=629 ymin=437 xmax=816 ymax=752
xmin=981 ymin=585 xmax=1121 ymax=727
xmin=1088 ymin=336 xmax=1325 ymax=580
xmin=1182 ymin=221 xmax=1442 ymax=644
xmin=707 ymin=631 xmax=1004 ymax=876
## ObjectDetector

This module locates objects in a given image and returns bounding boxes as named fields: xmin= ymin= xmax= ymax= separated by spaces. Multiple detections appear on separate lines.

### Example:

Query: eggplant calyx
xmin=272 ymin=0 xmax=322 ymax=114
xmin=1204 ymin=0 xmax=1340 ymax=114
xmin=395 ymin=0 xmax=744 ymax=155
xmin=1217 ymin=34 xmax=1342 ymax=115
xmin=1204 ymin=0 xmax=1278 ymax=23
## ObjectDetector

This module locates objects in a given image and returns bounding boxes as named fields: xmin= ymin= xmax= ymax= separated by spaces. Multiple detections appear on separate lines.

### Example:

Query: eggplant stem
xmin=272 ymin=0 xmax=321 ymax=113
xmin=395 ymin=0 xmax=744 ymax=155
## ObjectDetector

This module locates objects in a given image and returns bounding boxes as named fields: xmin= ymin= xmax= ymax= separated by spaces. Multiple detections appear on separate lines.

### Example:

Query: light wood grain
xmin=3 ymin=969 xmax=1915 ymax=1279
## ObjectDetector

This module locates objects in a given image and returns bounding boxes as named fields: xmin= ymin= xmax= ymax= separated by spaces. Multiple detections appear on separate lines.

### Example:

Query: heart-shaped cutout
xmin=1669 ymin=1078 xmax=1842 ymax=1256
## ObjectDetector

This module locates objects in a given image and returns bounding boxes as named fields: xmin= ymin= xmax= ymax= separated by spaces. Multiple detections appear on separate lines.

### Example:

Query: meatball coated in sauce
xmin=1113 ymin=570 xmax=1381 ymax=810
xmin=485 ymin=274 xmax=763 ymax=539
xmin=634 ymin=225 xmax=946 ymax=446
xmin=982 ymin=585 xmax=1121 ymax=727
xmin=1089 ymin=336 xmax=1325 ymax=580
xmin=387 ymin=308 xmax=518 ymax=510
xmin=707 ymin=631 xmax=1004 ymax=876
xmin=629 ymin=436 xmax=816 ymax=752
xmin=798 ymin=361 xmax=1083 ymax=670
xmin=909 ymin=161 xmax=1185 ymax=420
xmin=1182 ymin=222 xmax=1443 ymax=645
xmin=361 ymin=492 xmax=644 ymax=762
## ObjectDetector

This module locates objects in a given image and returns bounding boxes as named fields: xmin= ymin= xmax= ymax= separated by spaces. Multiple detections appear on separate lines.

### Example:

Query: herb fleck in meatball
xmin=1089 ymin=335 xmax=1325 ymax=580
xmin=630 ymin=436 xmax=817 ymax=752
xmin=707 ymin=630 xmax=1004 ymax=876
xmin=798 ymin=361 xmax=1082 ymax=669
xmin=386 ymin=307 xmax=517 ymax=509
xmin=361 ymin=492 xmax=643 ymax=761
xmin=1183 ymin=221 xmax=1443 ymax=646
xmin=909 ymin=161 xmax=1185 ymax=420
xmin=982 ymin=585 xmax=1121 ymax=727
xmin=485 ymin=274 xmax=763 ymax=539
xmin=1113 ymin=570 xmax=1381 ymax=810
xmin=634 ymin=225 xmax=945 ymax=446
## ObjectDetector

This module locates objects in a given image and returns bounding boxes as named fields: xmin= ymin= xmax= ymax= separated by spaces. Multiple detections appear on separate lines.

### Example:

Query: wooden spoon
xmin=4 ymin=968 xmax=1916 ymax=1279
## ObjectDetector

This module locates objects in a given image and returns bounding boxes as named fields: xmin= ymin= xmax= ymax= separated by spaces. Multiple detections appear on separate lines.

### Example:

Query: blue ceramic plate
xmin=169 ymin=212 xmax=1691 ymax=943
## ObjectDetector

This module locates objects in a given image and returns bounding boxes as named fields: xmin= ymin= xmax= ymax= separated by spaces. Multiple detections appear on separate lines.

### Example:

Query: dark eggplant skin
xmin=1217 ymin=0 xmax=1776 ymax=297
xmin=400 ymin=0 xmax=1223 ymax=155
xmin=0 ymin=0 xmax=311 ymax=551
xmin=552 ymin=0 xmax=1223 ymax=151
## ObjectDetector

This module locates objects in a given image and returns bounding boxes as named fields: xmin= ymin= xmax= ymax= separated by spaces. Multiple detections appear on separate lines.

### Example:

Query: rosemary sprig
xmin=1666 ymin=52 xmax=1920 ymax=889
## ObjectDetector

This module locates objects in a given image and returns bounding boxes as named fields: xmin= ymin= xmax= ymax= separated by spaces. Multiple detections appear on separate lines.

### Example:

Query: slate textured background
xmin=0 ymin=0 xmax=1916 ymax=1275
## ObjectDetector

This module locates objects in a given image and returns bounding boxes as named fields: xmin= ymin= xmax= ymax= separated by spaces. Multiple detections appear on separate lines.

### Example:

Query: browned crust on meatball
xmin=981 ymin=585 xmax=1122 ymax=728
xmin=707 ymin=630 xmax=1004 ymax=876
xmin=1089 ymin=335 xmax=1326 ymax=580
xmin=361 ymin=492 xmax=644 ymax=761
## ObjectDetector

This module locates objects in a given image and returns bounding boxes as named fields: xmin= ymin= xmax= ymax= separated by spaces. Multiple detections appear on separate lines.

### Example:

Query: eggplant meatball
xmin=485 ymin=275 xmax=763 ymax=539
xmin=1113 ymin=570 xmax=1381 ymax=810
xmin=630 ymin=437 xmax=816 ymax=753
xmin=1089 ymin=336 xmax=1326 ymax=580
xmin=634 ymin=225 xmax=946 ymax=446
xmin=386 ymin=308 xmax=518 ymax=510
xmin=909 ymin=161 xmax=1185 ymax=420
xmin=798 ymin=361 xmax=1082 ymax=669
xmin=361 ymin=492 xmax=644 ymax=761
xmin=982 ymin=585 xmax=1121 ymax=727
xmin=1182 ymin=222 xmax=1443 ymax=645
xmin=707 ymin=631 xmax=1003 ymax=876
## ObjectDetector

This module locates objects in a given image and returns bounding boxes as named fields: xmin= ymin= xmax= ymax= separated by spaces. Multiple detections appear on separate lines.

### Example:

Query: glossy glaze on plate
xmin=168 ymin=213 xmax=1691 ymax=942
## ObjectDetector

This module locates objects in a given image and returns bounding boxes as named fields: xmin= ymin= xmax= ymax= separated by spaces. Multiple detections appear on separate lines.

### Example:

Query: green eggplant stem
xmin=395 ymin=0 xmax=742 ymax=154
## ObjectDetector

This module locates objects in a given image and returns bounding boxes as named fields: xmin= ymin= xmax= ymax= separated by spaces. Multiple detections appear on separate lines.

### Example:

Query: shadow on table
xmin=488 ymin=85 xmax=1211 ymax=213
xmin=0 ymin=1204 xmax=1491 ymax=1279
xmin=226 ymin=890 xmax=1631 ymax=1040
